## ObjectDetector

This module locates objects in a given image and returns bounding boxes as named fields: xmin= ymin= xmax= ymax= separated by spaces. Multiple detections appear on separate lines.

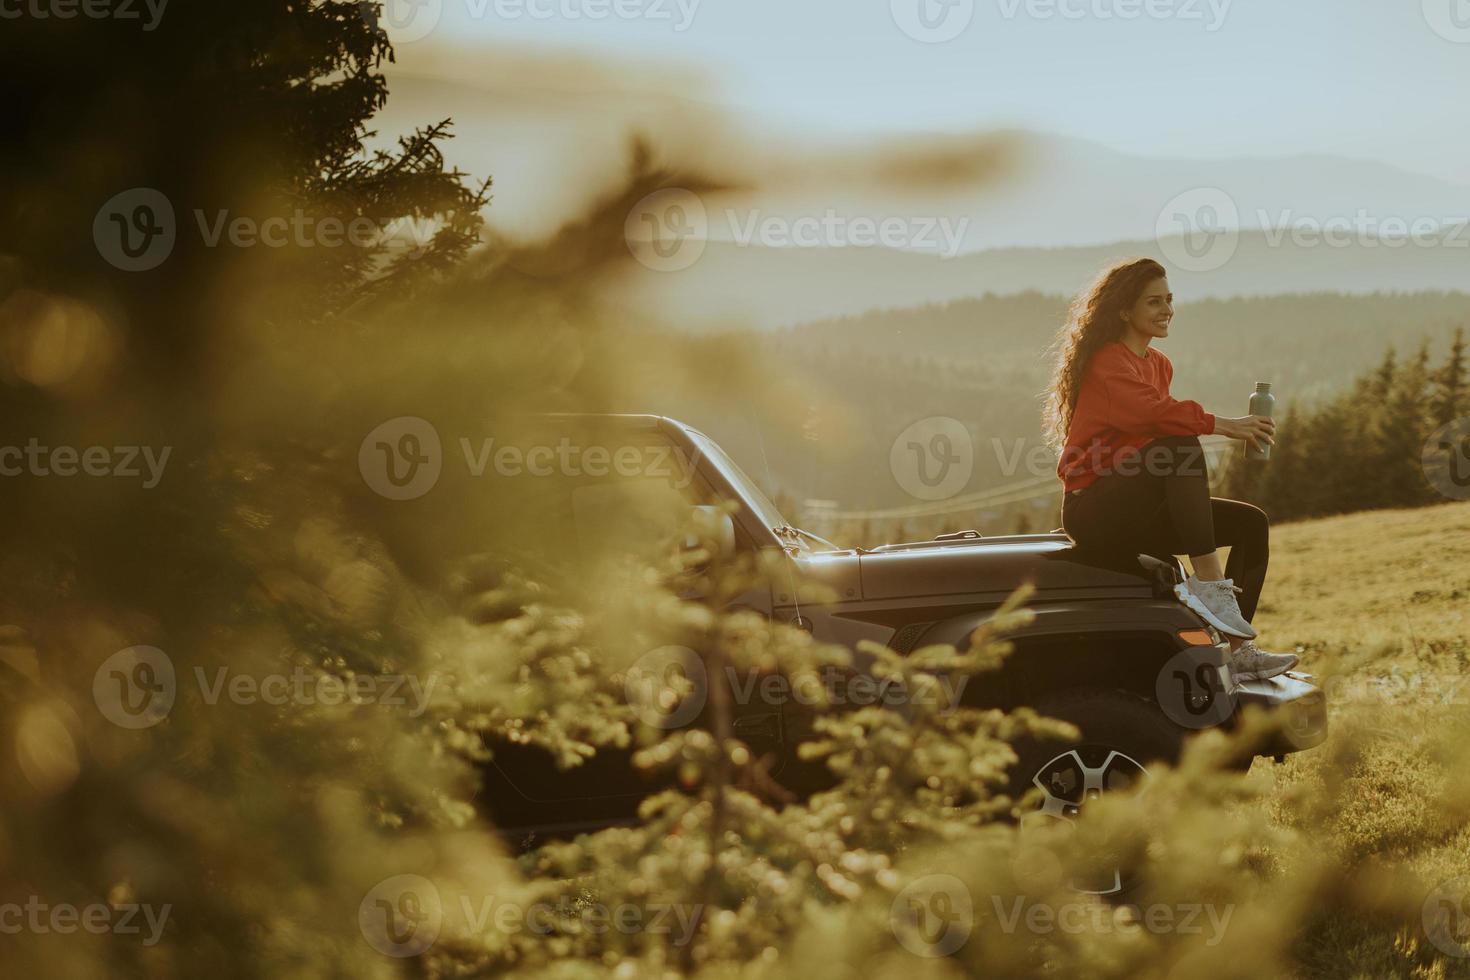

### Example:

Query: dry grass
xmin=1249 ymin=501 xmax=1470 ymax=978
xmin=1252 ymin=500 xmax=1470 ymax=656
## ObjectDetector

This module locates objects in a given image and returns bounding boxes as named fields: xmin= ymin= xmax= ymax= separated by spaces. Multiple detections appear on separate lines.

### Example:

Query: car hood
xmin=855 ymin=534 xmax=1152 ymax=600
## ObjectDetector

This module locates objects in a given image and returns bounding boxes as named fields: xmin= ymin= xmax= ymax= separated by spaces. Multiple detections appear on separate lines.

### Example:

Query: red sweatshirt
xmin=1057 ymin=342 xmax=1215 ymax=492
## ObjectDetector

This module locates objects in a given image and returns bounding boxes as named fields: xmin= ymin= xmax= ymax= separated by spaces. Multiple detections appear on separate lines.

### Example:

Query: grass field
xmin=1240 ymin=500 xmax=1470 ymax=979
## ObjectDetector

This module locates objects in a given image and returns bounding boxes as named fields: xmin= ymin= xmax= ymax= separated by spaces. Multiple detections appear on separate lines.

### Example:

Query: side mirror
xmin=685 ymin=505 xmax=736 ymax=561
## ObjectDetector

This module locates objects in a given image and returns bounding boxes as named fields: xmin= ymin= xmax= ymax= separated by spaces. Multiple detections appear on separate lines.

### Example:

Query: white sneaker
xmin=1228 ymin=640 xmax=1299 ymax=682
xmin=1175 ymin=575 xmax=1258 ymax=639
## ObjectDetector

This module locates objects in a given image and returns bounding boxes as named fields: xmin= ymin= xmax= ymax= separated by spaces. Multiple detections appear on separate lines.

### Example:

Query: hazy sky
xmin=381 ymin=0 xmax=1470 ymax=184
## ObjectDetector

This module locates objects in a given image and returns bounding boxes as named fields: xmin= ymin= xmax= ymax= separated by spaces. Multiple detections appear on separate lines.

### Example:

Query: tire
xmin=1018 ymin=686 xmax=1184 ymax=762
xmin=1008 ymin=688 xmax=1186 ymax=896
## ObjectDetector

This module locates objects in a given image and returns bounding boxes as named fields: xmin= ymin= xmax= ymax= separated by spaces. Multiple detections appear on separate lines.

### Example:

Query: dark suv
xmin=478 ymin=414 xmax=1327 ymax=852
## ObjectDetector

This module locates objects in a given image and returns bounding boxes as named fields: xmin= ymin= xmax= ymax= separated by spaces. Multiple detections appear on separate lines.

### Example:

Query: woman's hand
xmin=1218 ymin=415 xmax=1276 ymax=453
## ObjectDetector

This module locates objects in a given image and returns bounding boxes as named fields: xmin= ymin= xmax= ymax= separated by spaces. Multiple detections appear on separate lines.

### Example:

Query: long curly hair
xmin=1042 ymin=257 xmax=1167 ymax=449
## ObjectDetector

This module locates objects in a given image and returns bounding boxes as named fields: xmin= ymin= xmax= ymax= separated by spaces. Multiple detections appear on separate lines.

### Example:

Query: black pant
xmin=1060 ymin=435 xmax=1269 ymax=621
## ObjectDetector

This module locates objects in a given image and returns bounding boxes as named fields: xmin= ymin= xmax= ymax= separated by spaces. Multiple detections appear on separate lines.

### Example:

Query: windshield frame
xmin=681 ymin=426 xmax=846 ymax=554
xmin=682 ymin=428 xmax=789 ymax=538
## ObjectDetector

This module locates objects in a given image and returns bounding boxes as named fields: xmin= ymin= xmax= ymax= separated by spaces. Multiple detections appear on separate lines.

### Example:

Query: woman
xmin=1043 ymin=258 xmax=1298 ymax=681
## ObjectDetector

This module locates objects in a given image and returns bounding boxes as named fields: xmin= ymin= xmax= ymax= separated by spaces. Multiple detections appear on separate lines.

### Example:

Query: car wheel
xmin=1009 ymin=688 xmax=1186 ymax=896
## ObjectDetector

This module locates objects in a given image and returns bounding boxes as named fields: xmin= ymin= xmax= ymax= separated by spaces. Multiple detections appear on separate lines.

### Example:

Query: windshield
xmin=685 ymin=428 xmax=842 ymax=552
xmin=686 ymin=429 xmax=787 ymax=532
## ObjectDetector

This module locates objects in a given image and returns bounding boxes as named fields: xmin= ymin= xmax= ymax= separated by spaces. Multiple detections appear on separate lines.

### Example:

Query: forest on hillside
xmin=649 ymin=292 xmax=1470 ymax=529
xmin=816 ymin=329 xmax=1470 ymax=547
xmin=1220 ymin=331 xmax=1468 ymax=522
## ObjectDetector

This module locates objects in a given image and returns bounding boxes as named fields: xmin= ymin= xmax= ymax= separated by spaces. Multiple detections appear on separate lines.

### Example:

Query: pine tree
xmin=1373 ymin=344 xmax=1435 ymax=508
xmin=0 ymin=2 xmax=489 ymax=384
xmin=0 ymin=6 xmax=497 ymax=977
xmin=1217 ymin=443 xmax=1263 ymax=510
xmin=1431 ymin=327 xmax=1467 ymax=428
xmin=1369 ymin=348 xmax=1398 ymax=402
xmin=1258 ymin=403 xmax=1306 ymax=519
xmin=1327 ymin=396 xmax=1371 ymax=517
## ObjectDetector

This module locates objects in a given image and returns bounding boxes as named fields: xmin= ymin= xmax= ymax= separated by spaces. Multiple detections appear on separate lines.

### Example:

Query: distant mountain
xmin=375 ymin=59 xmax=1470 ymax=329
xmin=612 ymin=233 xmax=1470 ymax=331
xmin=923 ymin=131 xmax=1470 ymax=250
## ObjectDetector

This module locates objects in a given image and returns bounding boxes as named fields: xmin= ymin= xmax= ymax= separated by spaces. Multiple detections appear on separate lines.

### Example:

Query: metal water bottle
xmin=1247 ymin=382 xmax=1275 ymax=461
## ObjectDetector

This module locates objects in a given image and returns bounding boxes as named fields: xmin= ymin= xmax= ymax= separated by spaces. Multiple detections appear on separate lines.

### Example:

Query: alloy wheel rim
xmin=1027 ymin=745 xmax=1150 ymax=896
